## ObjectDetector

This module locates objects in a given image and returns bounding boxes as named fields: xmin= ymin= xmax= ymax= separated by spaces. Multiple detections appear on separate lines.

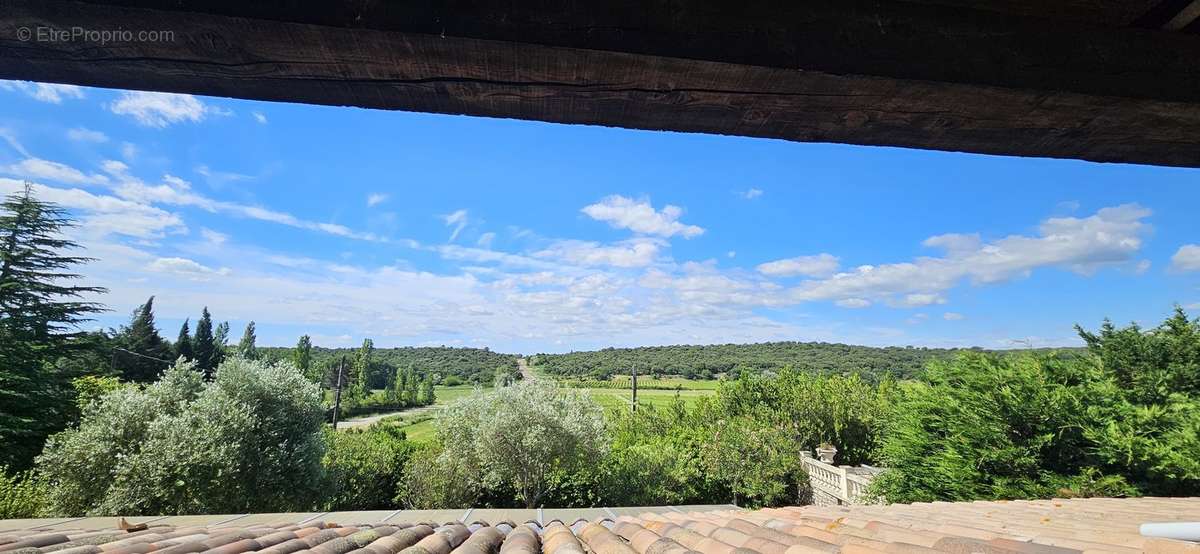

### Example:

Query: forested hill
xmin=260 ymin=345 xmax=519 ymax=386
xmin=530 ymin=342 xmax=1075 ymax=381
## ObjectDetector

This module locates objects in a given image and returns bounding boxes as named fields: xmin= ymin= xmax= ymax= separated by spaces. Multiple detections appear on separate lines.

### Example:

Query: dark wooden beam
xmin=2 ymin=0 xmax=1200 ymax=167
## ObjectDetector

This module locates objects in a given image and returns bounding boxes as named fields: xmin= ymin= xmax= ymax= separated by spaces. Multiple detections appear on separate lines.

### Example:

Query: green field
xmin=361 ymin=380 xmax=716 ymax=442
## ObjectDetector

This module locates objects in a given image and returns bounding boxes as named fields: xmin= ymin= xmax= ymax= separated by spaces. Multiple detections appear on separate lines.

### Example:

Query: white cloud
xmin=581 ymin=195 xmax=704 ymax=239
xmin=67 ymin=127 xmax=109 ymax=143
xmin=477 ymin=232 xmax=496 ymax=248
xmin=836 ymin=298 xmax=871 ymax=309
xmin=148 ymin=257 xmax=230 ymax=280
xmin=120 ymin=143 xmax=138 ymax=161
xmin=739 ymin=188 xmax=763 ymax=199
xmin=102 ymin=164 xmax=383 ymax=241
xmin=200 ymin=228 xmax=228 ymax=245
xmin=367 ymin=193 xmax=389 ymax=207
xmin=110 ymin=91 xmax=227 ymax=128
xmin=727 ymin=251 xmax=736 ymax=258
xmin=2 ymin=158 xmax=110 ymax=186
xmin=443 ymin=209 xmax=469 ymax=242
xmin=535 ymin=239 xmax=662 ymax=268
xmin=757 ymin=253 xmax=839 ymax=277
xmin=895 ymin=293 xmax=947 ymax=307
xmin=0 ymin=81 xmax=85 ymax=103
xmin=1170 ymin=245 xmax=1200 ymax=272
xmin=789 ymin=204 xmax=1152 ymax=307
xmin=943 ymin=312 xmax=965 ymax=321
xmin=252 ymin=111 xmax=268 ymax=124
xmin=1135 ymin=260 xmax=1152 ymax=275
xmin=0 ymin=178 xmax=183 ymax=239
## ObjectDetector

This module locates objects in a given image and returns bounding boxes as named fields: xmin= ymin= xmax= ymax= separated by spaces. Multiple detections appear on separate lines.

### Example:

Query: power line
xmin=112 ymin=347 xmax=174 ymax=364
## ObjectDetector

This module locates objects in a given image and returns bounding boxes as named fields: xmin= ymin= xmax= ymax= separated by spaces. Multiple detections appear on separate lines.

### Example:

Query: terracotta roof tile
xmin=3 ymin=498 xmax=1200 ymax=554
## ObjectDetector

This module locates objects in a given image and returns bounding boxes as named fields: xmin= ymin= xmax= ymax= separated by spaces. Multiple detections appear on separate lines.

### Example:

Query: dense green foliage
xmin=0 ymin=185 xmax=105 ymax=470
xmin=322 ymin=425 xmax=415 ymax=510
xmin=875 ymin=308 xmax=1200 ymax=502
xmin=532 ymin=342 xmax=974 ymax=380
xmin=37 ymin=357 xmax=327 ymax=516
xmin=0 ymin=467 xmax=44 ymax=518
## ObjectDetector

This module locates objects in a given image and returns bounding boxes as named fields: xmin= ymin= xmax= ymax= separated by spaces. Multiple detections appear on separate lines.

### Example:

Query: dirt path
xmin=518 ymin=357 xmax=535 ymax=381
xmin=337 ymin=404 xmax=435 ymax=430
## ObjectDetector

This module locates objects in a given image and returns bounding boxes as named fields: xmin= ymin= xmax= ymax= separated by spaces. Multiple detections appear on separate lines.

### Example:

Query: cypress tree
xmin=237 ymin=321 xmax=257 ymax=360
xmin=193 ymin=307 xmax=215 ymax=378
xmin=175 ymin=318 xmax=193 ymax=361
xmin=0 ymin=183 xmax=106 ymax=469
xmin=115 ymin=296 xmax=172 ymax=382
xmin=213 ymin=321 xmax=230 ymax=366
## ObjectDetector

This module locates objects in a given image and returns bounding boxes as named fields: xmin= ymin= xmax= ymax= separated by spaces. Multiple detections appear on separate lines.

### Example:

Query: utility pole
xmin=631 ymin=363 xmax=638 ymax=413
xmin=331 ymin=355 xmax=346 ymax=429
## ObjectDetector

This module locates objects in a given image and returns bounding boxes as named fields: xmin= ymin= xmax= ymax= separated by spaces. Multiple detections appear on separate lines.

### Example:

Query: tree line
xmin=531 ymin=341 xmax=996 ymax=381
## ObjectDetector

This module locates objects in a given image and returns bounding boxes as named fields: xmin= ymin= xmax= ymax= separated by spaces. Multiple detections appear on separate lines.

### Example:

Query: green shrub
xmin=37 ymin=357 xmax=327 ymax=516
xmin=323 ymin=424 xmax=415 ymax=510
xmin=0 ymin=467 xmax=45 ymax=518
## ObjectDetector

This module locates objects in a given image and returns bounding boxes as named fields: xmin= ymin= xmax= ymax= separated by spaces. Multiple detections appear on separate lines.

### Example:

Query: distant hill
xmin=530 ymin=341 xmax=1080 ymax=381
xmin=260 ymin=345 xmax=519 ymax=387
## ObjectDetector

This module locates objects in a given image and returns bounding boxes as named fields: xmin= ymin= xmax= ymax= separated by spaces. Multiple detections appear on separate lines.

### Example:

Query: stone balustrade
xmin=800 ymin=451 xmax=881 ymax=506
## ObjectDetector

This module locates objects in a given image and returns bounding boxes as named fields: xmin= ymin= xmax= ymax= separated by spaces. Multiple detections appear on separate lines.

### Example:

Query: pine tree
xmin=193 ymin=307 xmax=215 ymax=378
xmin=238 ymin=321 xmax=257 ymax=360
xmin=175 ymin=318 xmax=193 ymax=361
xmin=0 ymin=183 xmax=106 ymax=469
xmin=213 ymin=321 xmax=230 ymax=366
xmin=115 ymin=296 xmax=173 ymax=382
xmin=293 ymin=334 xmax=315 ymax=381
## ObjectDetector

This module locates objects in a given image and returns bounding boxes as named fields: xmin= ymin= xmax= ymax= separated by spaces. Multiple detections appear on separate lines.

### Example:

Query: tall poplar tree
xmin=0 ymin=183 xmax=106 ymax=469
xmin=350 ymin=338 xmax=373 ymax=403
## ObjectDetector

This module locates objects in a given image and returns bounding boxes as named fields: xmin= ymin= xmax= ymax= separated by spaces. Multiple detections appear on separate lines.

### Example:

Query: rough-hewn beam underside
xmin=2 ymin=1 xmax=1200 ymax=167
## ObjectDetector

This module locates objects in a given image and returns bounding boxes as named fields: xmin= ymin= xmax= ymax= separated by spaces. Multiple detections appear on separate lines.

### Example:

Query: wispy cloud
xmin=67 ymin=127 xmax=109 ymax=143
xmin=581 ymin=195 xmax=704 ymax=238
xmin=367 ymin=193 xmax=389 ymax=207
xmin=757 ymin=253 xmax=839 ymax=278
xmin=738 ymin=188 xmax=763 ymax=199
xmin=443 ymin=209 xmax=469 ymax=242
xmin=110 ymin=91 xmax=230 ymax=128
xmin=2 ymin=158 xmax=110 ymax=186
xmin=0 ymin=80 xmax=85 ymax=103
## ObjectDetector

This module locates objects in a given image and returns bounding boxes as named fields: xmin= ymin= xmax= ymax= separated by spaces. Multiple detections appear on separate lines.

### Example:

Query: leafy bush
xmin=426 ymin=382 xmax=607 ymax=508
xmin=0 ymin=467 xmax=45 ymax=518
xmin=37 ymin=357 xmax=327 ymax=516
xmin=875 ymin=309 xmax=1200 ymax=503
xmin=323 ymin=424 xmax=415 ymax=510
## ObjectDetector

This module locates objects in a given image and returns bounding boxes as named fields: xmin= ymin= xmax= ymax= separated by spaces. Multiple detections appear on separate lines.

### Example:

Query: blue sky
xmin=1 ymin=80 xmax=1198 ymax=353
